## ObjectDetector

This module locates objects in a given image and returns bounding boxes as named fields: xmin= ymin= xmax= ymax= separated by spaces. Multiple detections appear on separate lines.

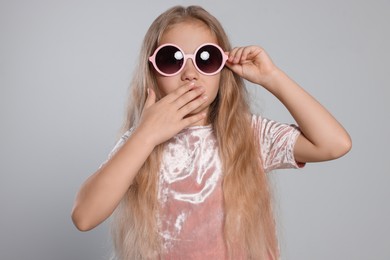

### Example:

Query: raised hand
xmin=136 ymin=82 xmax=208 ymax=147
xmin=225 ymin=45 xmax=279 ymax=87
xmin=226 ymin=45 xmax=351 ymax=163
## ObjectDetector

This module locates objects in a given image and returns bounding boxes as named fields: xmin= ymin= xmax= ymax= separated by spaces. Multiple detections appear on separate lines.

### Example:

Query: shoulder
xmin=250 ymin=114 xmax=304 ymax=171
xmin=250 ymin=114 xmax=275 ymax=133
xmin=251 ymin=113 xmax=300 ymax=135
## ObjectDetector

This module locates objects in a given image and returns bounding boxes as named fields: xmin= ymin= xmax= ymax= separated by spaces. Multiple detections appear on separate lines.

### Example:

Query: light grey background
xmin=1 ymin=0 xmax=389 ymax=259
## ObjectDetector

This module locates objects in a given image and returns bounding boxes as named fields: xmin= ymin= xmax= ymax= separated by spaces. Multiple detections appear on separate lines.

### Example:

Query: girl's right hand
xmin=71 ymin=83 xmax=208 ymax=232
xmin=135 ymin=82 xmax=208 ymax=147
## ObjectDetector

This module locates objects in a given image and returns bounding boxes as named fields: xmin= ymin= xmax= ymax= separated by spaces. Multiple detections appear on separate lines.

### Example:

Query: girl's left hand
xmin=225 ymin=46 xmax=278 ymax=87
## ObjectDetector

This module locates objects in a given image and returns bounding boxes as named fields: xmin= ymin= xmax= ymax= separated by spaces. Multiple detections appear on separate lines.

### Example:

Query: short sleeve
xmin=252 ymin=115 xmax=305 ymax=173
xmin=98 ymin=128 xmax=134 ymax=169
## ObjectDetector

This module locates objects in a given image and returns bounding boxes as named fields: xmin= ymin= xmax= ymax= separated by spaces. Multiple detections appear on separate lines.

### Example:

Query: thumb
xmin=225 ymin=61 xmax=244 ymax=77
xmin=144 ymin=88 xmax=156 ymax=108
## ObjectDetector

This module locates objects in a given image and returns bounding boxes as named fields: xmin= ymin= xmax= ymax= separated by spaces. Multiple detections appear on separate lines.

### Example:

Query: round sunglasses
xmin=149 ymin=43 xmax=228 ymax=76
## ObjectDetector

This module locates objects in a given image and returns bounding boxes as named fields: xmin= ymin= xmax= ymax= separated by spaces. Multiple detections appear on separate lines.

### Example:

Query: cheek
xmin=155 ymin=76 xmax=177 ymax=95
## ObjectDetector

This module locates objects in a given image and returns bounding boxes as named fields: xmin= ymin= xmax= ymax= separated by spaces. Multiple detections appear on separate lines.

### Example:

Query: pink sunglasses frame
xmin=148 ymin=43 xmax=228 ymax=76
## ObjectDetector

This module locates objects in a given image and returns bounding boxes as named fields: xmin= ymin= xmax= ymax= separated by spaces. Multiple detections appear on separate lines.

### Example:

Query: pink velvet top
xmin=107 ymin=115 xmax=303 ymax=259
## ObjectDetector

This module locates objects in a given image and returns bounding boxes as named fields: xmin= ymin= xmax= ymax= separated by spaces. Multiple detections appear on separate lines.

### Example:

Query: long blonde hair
xmin=111 ymin=5 xmax=278 ymax=259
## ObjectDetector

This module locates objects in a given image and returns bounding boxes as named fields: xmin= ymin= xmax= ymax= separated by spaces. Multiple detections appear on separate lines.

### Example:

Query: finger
xmin=227 ymin=47 xmax=240 ymax=63
xmin=164 ymin=82 xmax=196 ymax=103
xmin=144 ymin=88 xmax=156 ymax=109
xmin=174 ymin=86 xmax=206 ymax=109
xmin=180 ymin=112 xmax=208 ymax=128
xmin=240 ymin=47 xmax=253 ymax=62
xmin=225 ymin=48 xmax=245 ymax=75
xmin=233 ymin=48 xmax=245 ymax=63
xmin=241 ymin=46 xmax=262 ymax=62
xmin=178 ymin=94 xmax=208 ymax=118
xmin=228 ymin=47 xmax=245 ymax=64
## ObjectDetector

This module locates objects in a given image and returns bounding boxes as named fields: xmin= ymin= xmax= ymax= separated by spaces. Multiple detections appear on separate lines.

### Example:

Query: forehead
xmin=159 ymin=20 xmax=218 ymax=52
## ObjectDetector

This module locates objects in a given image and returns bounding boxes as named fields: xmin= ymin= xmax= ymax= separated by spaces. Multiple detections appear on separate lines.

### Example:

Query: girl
xmin=71 ymin=5 xmax=351 ymax=260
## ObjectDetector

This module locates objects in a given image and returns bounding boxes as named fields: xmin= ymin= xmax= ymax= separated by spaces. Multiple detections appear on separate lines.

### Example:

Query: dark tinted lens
xmin=155 ymin=46 xmax=184 ymax=74
xmin=195 ymin=45 xmax=223 ymax=73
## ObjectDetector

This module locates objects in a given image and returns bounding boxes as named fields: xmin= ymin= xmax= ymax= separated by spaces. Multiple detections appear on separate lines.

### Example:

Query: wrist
xmin=257 ymin=67 xmax=282 ymax=87
xmin=258 ymin=68 xmax=290 ymax=93
xmin=131 ymin=126 xmax=158 ymax=151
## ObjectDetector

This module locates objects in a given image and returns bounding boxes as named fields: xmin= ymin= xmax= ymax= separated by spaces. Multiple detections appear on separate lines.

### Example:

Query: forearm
xmin=71 ymin=83 xmax=209 ymax=231
xmin=261 ymin=69 xmax=351 ymax=162
xmin=71 ymin=128 xmax=155 ymax=231
xmin=226 ymin=45 xmax=351 ymax=162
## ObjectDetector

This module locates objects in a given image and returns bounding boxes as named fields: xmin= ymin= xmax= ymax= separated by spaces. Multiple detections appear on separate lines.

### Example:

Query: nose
xmin=181 ymin=58 xmax=199 ymax=81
